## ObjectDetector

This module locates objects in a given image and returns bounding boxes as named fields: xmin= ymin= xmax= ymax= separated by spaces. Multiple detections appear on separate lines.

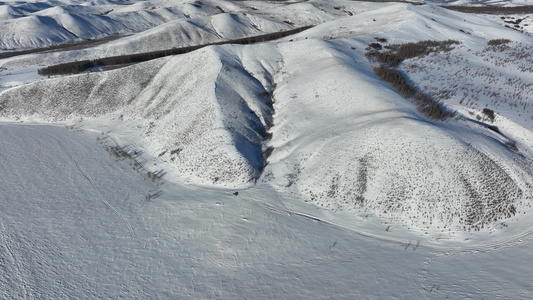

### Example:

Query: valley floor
xmin=1 ymin=124 xmax=532 ymax=299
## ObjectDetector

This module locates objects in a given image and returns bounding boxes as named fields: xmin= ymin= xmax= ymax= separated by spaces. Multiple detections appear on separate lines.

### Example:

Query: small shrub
xmin=488 ymin=39 xmax=511 ymax=46
xmin=367 ymin=42 xmax=382 ymax=50
xmin=482 ymin=108 xmax=495 ymax=122
xmin=259 ymin=91 xmax=270 ymax=99
xmin=147 ymin=171 xmax=159 ymax=184
xmin=505 ymin=141 xmax=518 ymax=151
xmin=170 ymin=148 xmax=182 ymax=155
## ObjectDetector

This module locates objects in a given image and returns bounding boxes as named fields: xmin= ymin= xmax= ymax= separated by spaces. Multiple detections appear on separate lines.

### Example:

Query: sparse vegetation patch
xmin=367 ymin=40 xmax=458 ymax=120
xmin=487 ymin=39 xmax=512 ymax=51
xmin=401 ymin=40 xmax=533 ymax=127
xmin=368 ymin=40 xmax=459 ymax=68
xmin=488 ymin=39 xmax=511 ymax=46
xmin=98 ymin=136 xmax=163 ymax=186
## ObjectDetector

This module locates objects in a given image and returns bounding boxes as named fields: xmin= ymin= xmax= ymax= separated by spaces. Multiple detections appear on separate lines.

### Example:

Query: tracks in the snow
xmin=25 ymin=127 xmax=140 ymax=246
xmin=239 ymin=194 xmax=533 ymax=254
xmin=0 ymin=220 xmax=30 ymax=299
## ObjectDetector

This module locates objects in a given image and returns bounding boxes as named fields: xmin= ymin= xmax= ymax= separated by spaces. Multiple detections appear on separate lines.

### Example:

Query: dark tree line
xmin=38 ymin=26 xmax=313 ymax=76
xmin=373 ymin=64 xmax=451 ymax=120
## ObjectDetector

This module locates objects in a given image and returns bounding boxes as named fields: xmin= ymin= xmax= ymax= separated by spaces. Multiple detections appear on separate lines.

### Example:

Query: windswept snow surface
xmin=1 ymin=123 xmax=533 ymax=299
xmin=2 ymin=0 xmax=533 ymax=298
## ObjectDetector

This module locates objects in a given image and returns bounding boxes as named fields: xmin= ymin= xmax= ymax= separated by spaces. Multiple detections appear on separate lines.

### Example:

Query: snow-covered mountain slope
xmin=0 ymin=0 xmax=389 ymax=70
xmin=85 ymin=12 xmax=292 ymax=56
xmin=0 ymin=0 xmax=230 ymax=50
xmin=401 ymin=40 xmax=533 ymax=127
xmin=0 ymin=0 xmax=382 ymax=51
xmin=1 ymin=44 xmax=278 ymax=187
xmin=257 ymin=3 xmax=533 ymax=236
xmin=264 ymin=36 xmax=533 ymax=236
xmin=2 ymin=2 xmax=533 ymax=239
xmin=2 ymin=0 xmax=533 ymax=297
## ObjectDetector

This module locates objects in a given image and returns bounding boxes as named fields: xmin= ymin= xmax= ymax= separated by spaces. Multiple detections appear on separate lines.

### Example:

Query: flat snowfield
xmin=1 ymin=124 xmax=532 ymax=298
xmin=1 ymin=0 xmax=533 ymax=298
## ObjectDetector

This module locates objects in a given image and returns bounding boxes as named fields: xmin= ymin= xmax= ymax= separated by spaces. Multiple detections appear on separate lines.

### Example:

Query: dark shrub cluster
xmin=443 ymin=5 xmax=533 ymax=14
xmin=374 ymin=64 xmax=450 ymax=120
xmin=396 ymin=40 xmax=458 ymax=59
xmin=486 ymin=39 xmax=512 ymax=52
xmin=369 ymin=40 xmax=459 ymax=68
xmin=373 ymin=51 xmax=401 ymax=68
xmin=487 ymin=38 xmax=511 ymax=46
xmin=488 ymin=125 xmax=500 ymax=133
xmin=367 ymin=42 xmax=382 ymax=50
xmin=106 ymin=145 xmax=134 ymax=160
xmin=38 ymin=60 xmax=99 ymax=76
xmin=413 ymin=92 xmax=452 ymax=120
xmin=368 ymin=40 xmax=457 ymax=120
xmin=38 ymin=26 xmax=313 ymax=76
xmin=482 ymin=108 xmax=495 ymax=122
xmin=373 ymin=64 xmax=415 ymax=98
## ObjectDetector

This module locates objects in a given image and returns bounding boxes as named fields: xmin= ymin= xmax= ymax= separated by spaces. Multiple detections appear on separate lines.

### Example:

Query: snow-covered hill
xmin=2 ymin=2 xmax=532 ymax=235
xmin=0 ymin=0 xmax=222 ymax=50
xmin=1 ymin=0 xmax=533 ymax=298
xmin=1 ymin=45 xmax=273 ymax=187
xmin=0 ymin=0 xmax=381 ymax=52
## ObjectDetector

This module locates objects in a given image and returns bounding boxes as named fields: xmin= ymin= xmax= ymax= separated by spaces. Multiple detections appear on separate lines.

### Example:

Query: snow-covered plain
xmin=1 ymin=0 xmax=533 ymax=298
xmin=2 ymin=123 xmax=533 ymax=299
